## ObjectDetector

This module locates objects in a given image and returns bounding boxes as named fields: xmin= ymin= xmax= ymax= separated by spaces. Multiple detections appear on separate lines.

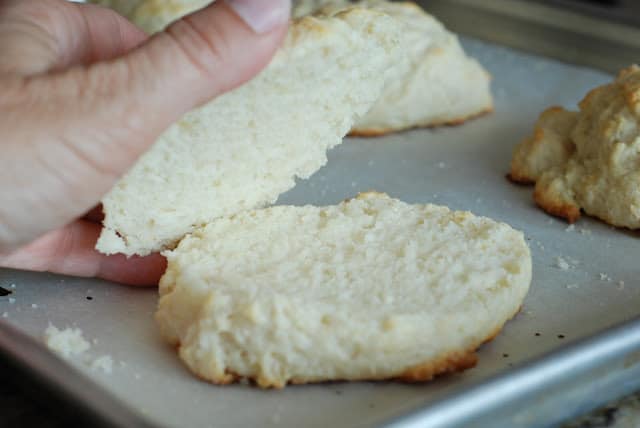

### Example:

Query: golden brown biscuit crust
xmin=533 ymin=184 xmax=581 ymax=223
xmin=349 ymin=107 xmax=493 ymax=137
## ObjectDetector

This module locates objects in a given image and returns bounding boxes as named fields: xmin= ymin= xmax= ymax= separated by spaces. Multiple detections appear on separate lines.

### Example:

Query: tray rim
xmin=385 ymin=315 xmax=640 ymax=427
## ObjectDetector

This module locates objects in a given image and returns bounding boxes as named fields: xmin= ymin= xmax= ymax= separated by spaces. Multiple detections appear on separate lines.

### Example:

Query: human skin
xmin=0 ymin=0 xmax=290 ymax=285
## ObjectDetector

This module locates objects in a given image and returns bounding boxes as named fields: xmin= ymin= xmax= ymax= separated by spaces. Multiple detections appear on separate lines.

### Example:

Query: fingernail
xmin=225 ymin=0 xmax=291 ymax=34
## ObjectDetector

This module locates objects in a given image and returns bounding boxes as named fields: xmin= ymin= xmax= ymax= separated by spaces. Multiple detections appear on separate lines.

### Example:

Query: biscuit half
xmin=157 ymin=193 xmax=532 ymax=388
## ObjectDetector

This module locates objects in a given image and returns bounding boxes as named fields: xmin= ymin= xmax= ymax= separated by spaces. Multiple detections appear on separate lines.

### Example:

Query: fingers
xmin=0 ymin=0 xmax=147 ymax=75
xmin=0 ymin=221 xmax=166 ymax=286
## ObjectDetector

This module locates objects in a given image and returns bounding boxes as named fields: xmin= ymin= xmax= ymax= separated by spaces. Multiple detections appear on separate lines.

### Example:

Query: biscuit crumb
xmin=555 ymin=257 xmax=572 ymax=270
xmin=44 ymin=325 xmax=91 ymax=358
xmin=8 ymin=298 xmax=15 ymax=304
xmin=599 ymin=273 xmax=612 ymax=282
xmin=566 ymin=284 xmax=579 ymax=289
xmin=31 ymin=303 xmax=38 ymax=309
xmin=565 ymin=225 xmax=575 ymax=232
xmin=618 ymin=281 xmax=626 ymax=290
xmin=91 ymin=355 xmax=113 ymax=374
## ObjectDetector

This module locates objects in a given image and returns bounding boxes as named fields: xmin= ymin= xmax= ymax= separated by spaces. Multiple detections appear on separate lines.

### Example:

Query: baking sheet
xmin=0 ymin=38 xmax=636 ymax=428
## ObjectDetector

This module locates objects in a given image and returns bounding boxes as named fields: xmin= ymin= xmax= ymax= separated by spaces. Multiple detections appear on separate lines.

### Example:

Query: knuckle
xmin=164 ymin=15 xmax=230 ymax=78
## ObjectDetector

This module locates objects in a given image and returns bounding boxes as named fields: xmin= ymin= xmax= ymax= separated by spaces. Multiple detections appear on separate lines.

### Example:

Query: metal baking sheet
xmin=1 ymin=38 xmax=638 ymax=428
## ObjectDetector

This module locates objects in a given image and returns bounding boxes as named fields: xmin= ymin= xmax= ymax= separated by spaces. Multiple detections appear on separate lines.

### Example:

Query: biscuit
xmin=156 ymin=193 xmax=532 ymax=388
xmin=510 ymin=65 xmax=640 ymax=228
xmin=294 ymin=0 xmax=494 ymax=135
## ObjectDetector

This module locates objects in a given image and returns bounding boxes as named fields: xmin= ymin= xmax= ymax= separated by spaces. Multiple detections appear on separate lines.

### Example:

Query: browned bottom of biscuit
xmin=395 ymin=349 xmax=479 ymax=382
xmin=348 ymin=107 xmax=494 ymax=138
xmin=506 ymin=172 xmax=536 ymax=186
xmin=507 ymin=169 xmax=581 ymax=223
xmin=534 ymin=186 xmax=581 ymax=223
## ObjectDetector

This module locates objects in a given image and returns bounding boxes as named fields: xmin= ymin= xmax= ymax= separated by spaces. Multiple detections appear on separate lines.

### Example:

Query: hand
xmin=0 ymin=0 xmax=290 ymax=285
